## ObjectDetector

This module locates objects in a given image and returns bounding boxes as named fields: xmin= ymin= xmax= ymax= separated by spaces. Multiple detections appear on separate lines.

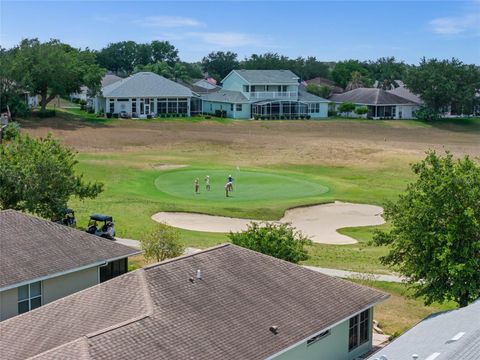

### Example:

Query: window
xmin=349 ymin=309 xmax=370 ymax=351
xmin=100 ymin=258 xmax=128 ymax=282
xmin=243 ymin=85 xmax=249 ymax=92
xmin=18 ymin=281 xmax=42 ymax=314
xmin=236 ymin=104 xmax=242 ymax=111
xmin=117 ymin=98 xmax=129 ymax=102
xmin=109 ymin=100 xmax=114 ymax=113
xmin=178 ymin=100 xmax=188 ymax=114
xmin=132 ymin=99 xmax=137 ymax=113
xmin=157 ymin=99 xmax=167 ymax=114
xmin=231 ymin=104 xmax=234 ymax=111
xmin=168 ymin=99 xmax=177 ymax=113
xmin=307 ymin=330 xmax=330 ymax=346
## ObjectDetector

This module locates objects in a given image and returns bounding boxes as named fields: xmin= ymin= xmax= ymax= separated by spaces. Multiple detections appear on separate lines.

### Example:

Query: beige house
xmin=0 ymin=244 xmax=388 ymax=360
xmin=0 ymin=210 xmax=139 ymax=321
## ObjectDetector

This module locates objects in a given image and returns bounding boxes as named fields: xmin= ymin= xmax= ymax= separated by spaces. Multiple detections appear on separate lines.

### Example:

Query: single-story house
xmin=329 ymin=87 xmax=421 ymax=119
xmin=93 ymin=72 xmax=195 ymax=118
xmin=305 ymin=77 xmax=344 ymax=94
xmin=367 ymin=299 xmax=480 ymax=360
xmin=0 ymin=243 xmax=388 ymax=360
xmin=71 ymin=74 xmax=123 ymax=102
xmin=0 ymin=209 xmax=140 ymax=321
xmin=201 ymin=70 xmax=330 ymax=119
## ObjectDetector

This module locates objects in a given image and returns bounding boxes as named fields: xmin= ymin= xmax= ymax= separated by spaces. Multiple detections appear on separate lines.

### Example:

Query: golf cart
xmin=86 ymin=214 xmax=116 ymax=240
xmin=53 ymin=208 xmax=77 ymax=228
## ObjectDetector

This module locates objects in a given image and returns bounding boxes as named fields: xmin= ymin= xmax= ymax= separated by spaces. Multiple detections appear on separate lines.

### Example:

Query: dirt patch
xmin=152 ymin=201 xmax=385 ymax=245
xmin=21 ymin=117 xmax=480 ymax=168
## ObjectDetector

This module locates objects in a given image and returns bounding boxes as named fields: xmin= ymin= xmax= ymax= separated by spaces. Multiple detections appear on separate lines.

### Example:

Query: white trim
xmin=264 ymin=298 xmax=387 ymax=360
xmin=0 ymin=253 xmax=139 ymax=292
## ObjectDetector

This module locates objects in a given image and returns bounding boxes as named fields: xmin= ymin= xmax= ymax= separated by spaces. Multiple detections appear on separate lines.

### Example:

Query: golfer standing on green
xmin=194 ymin=178 xmax=200 ymax=194
xmin=205 ymin=175 xmax=211 ymax=191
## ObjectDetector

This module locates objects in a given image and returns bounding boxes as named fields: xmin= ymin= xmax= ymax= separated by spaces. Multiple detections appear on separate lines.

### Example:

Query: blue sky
xmin=1 ymin=1 xmax=479 ymax=64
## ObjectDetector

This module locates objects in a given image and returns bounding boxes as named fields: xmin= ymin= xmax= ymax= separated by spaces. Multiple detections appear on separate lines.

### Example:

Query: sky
xmin=1 ymin=0 xmax=479 ymax=64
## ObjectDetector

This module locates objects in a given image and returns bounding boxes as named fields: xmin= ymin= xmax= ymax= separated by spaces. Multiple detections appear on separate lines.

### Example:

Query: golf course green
xmin=154 ymin=168 xmax=329 ymax=202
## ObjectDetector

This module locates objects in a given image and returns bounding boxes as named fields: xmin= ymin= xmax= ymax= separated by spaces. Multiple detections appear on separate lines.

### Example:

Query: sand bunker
xmin=152 ymin=201 xmax=384 ymax=245
xmin=151 ymin=164 xmax=189 ymax=170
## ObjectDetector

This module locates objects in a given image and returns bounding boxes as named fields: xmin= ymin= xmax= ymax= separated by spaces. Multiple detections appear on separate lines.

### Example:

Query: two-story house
xmin=201 ymin=70 xmax=329 ymax=119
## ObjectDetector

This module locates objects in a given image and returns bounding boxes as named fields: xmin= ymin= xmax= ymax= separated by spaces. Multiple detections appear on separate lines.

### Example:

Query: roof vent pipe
xmin=196 ymin=269 xmax=202 ymax=280
xmin=412 ymin=355 xmax=419 ymax=360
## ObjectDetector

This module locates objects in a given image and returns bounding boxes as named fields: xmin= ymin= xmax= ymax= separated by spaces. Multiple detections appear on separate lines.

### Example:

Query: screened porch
xmin=251 ymin=100 xmax=309 ymax=117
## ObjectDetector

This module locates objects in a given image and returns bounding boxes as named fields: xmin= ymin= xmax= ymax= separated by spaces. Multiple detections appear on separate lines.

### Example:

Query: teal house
xmin=201 ymin=70 xmax=329 ymax=119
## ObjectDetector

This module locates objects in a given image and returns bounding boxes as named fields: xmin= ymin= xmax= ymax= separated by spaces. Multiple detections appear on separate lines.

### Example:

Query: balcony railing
xmin=248 ymin=91 xmax=298 ymax=100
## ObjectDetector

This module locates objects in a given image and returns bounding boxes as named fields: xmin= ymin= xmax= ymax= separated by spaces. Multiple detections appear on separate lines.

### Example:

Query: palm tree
xmin=345 ymin=71 xmax=364 ymax=91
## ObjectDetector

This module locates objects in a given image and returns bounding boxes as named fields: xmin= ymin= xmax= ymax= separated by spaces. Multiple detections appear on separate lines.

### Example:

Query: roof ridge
xmin=28 ymin=337 xmax=91 ymax=360
xmin=144 ymin=243 xmax=231 ymax=270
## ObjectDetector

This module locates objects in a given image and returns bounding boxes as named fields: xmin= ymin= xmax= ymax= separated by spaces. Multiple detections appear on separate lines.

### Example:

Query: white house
xmin=329 ymin=87 xmax=421 ymax=119
xmin=93 ymin=72 xmax=195 ymax=118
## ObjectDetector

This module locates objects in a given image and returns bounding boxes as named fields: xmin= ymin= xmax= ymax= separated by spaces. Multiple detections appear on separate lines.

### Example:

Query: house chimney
xmin=196 ymin=269 xmax=202 ymax=280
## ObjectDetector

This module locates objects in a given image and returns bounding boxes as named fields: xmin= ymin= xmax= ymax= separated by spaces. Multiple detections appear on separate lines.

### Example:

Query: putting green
xmin=154 ymin=168 xmax=329 ymax=202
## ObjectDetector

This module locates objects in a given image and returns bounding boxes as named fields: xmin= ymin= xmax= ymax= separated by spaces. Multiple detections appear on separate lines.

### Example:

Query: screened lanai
xmin=251 ymin=100 xmax=309 ymax=117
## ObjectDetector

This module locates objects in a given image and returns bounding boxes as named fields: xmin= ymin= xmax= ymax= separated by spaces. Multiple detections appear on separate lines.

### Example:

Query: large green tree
xmin=368 ymin=56 xmax=408 ymax=90
xmin=373 ymin=151 xmax=480 ymax=307
xmin=332 ymin=60 xmax=372 ymax=88
xmin=229 ymin=222 xmax=312 ymax=263
xmin=0 ymin=134 xmax=103 ymax=219
xmin=7 ymin=39 xmax=104 ymax=112
xmin=404 ymin=58 xmax=480 ymax=115
xmin=201 ymin=51 xmax=239 ymax=81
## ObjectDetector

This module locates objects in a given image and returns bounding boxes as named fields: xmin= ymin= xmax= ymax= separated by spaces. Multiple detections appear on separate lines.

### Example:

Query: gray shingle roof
xmin=329 ymin=88 xmax=419 ymax=105
xmin=0 ymin=210 xmax=139 ymax=289
xmin=231 ymin=70 xmax=300 ymax=84
xmin=200 ymin=89 xmax=249 ymax=103
xmin=367 ymin=299 xmax=480 ymax=360
xmin=102 ymin=72 xmax=193 ymax=98
xmin=387 ymin=81 xmax=424 ymax=105
xmin=101 ymin=74 xmax=122 ymax=88
xmin=298 ymin=86 xmax=330 ymax=102
xmin=0 ymin=244 xmax=388 ymax=360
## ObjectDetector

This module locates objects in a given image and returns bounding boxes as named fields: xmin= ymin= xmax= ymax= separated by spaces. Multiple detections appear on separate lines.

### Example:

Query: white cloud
xmin=429 ymin=13 xmax=480 ymax=35
xmin=187 ymin=32 xmax=263 ymax=47
xmin=135 ymin=16 xmax=204 ymax=28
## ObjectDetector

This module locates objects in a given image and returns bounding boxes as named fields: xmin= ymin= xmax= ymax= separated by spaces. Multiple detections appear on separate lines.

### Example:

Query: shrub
xmin=414 ymin=106 xmax=441 ymax=121
xmin=338 ymin=102 xmax=356 ymax=114
xmin=87 ymin=108 xmax=94 ymax=114
xmin=306 ymin=115 xmax=311 ymax=119
xmin=80 ymin=104 xmax=86 ymax=110
xmin=112 ymin=113 xmax=119 ymax=118
xmin=140 ymin=222 xmax=184 ymax=263
xmin=147 ymin=114 xmax=152 ymax=119
xmin=328 ymin=109 xmax=338 ymax=117
xmin=2 ymin=122 xmax=21 ymax=140
xmin=229 ymin=222 xmax=312 ymax=263
xmin=254 ymin=115 xmax=260 ymax=120
xmin=354 ymin=106 xmax=369 ymax=116
xmin=79 ymin=99 xmax=87 ymax=106
xmin=106 ymin=112 xmax=112 ymax=118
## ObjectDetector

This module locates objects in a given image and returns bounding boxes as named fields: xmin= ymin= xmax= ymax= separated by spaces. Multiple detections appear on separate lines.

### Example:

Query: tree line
xmin=1 ymin=38 xmax=479 ymax=119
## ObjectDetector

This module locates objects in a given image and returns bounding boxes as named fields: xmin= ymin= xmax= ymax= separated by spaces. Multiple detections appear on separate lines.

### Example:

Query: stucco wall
xmin=272 ymin=310 xmax=373 ymax=360
xmin=42 ymin=266 xmax=99 ymax=304
xmin=0 ymin=288 xmax=18 ymax=321
xmin=397 ymin=104 xmax=419 ymax=119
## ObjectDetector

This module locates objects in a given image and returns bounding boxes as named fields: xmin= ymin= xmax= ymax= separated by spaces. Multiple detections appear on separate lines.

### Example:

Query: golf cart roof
xmin=90 ymin=214 xmax=113 ymax=222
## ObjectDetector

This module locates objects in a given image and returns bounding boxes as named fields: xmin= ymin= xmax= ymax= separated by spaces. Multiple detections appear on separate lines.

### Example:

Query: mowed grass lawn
xmin=70 ymin=152 xmax=412 ymax=274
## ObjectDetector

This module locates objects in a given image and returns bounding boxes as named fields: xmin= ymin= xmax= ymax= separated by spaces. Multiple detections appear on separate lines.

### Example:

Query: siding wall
xmin=0 ymin=266 xmax=99 ymax=321
xmin=0 ymin=288 xmax=18 ymax=321
xmin=308 ymin=103 xmax=329 ymax=118
xmin=202 ymin=100 xmax=251 ymax=119
xmin=221 ymin=72 xmax=249 ymax=92
xmin=272 ymin=309 xmax=373 ymax=360
xmin=42 ymin=266 xmax=99 ymax=304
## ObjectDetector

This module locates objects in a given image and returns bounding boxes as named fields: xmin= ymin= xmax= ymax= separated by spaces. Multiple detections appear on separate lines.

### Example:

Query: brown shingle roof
xmin=0 ymin=210 xmax=139 ymax=289
xmin=329 ymin=87 xmax=419 ymax=105
xmin=0 ymin=244 xmax=388 ymax=360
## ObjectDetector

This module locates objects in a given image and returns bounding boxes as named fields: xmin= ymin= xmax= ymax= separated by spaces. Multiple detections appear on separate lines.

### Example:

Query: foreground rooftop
xmin=0 ymin=244 xmax=387 ymax=359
